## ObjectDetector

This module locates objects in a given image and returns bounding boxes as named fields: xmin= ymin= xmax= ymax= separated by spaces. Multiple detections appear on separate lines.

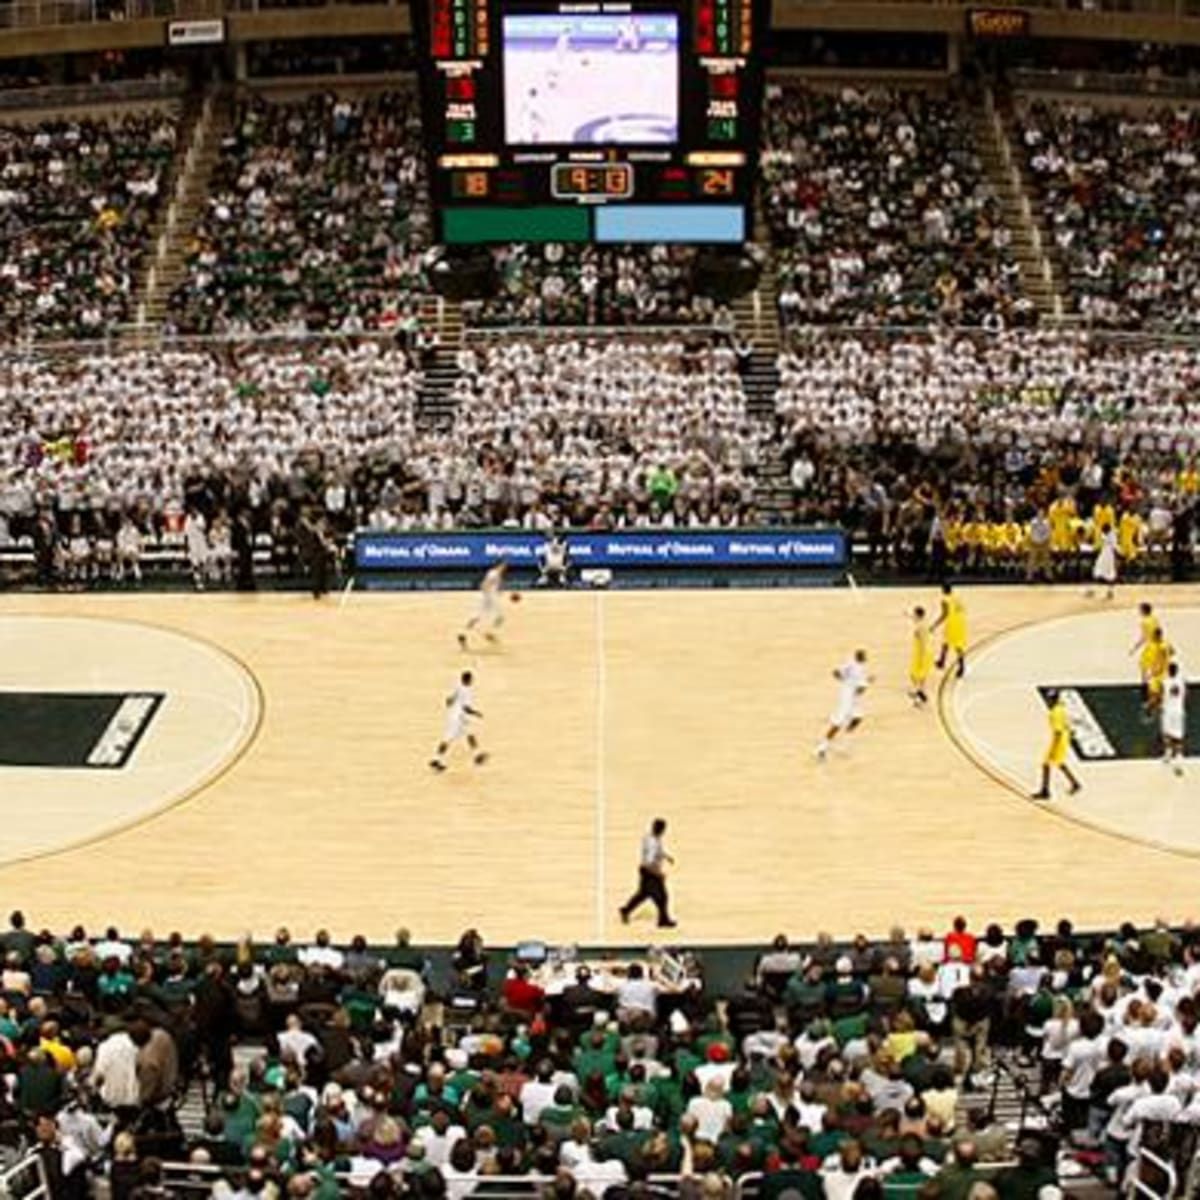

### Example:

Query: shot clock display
xmin=413 ymin=0 xmax=767 ymax=243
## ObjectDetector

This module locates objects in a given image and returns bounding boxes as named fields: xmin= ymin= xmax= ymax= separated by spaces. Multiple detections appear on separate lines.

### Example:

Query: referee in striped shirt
xmin=619 ymin=818 xmax=677 ymax=928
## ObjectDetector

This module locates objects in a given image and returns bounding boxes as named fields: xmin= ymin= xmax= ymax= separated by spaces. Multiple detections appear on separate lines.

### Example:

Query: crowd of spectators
xmin=7 ymin=909 xmax=1200 ymax=1200
xmin=0 ymin=341 xmax=421 ymax=581
xmin=772 ymin=329 xmax=1200 ymax=575
xmin=463 ymin=246 xmax=723 ymax=329
xmin=761 ymin=85 xmax=1032 ymax=329
xmin=0 ymin=331 xmax=767 ymax=584
xmin=168 ymin=91 xmax=431 ymax=336
xmin=403 ymin=337 xmax=763 ymax=530
xmin=0 ymin=109 xmax=178 ymax=342
xmin=1016 ymin=97 xmax=1200 ymax=331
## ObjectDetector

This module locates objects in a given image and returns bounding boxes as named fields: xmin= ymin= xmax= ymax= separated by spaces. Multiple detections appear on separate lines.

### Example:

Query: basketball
xmin=510 ymin=593 xmax=522 ymax=604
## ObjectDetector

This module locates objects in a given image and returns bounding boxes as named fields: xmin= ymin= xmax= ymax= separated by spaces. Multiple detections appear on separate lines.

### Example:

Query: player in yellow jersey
xmin=1179 ymin=461 xmax=1200 ymax=499
xmin=1144 ymin=627 xmax=1174 ymax=713
xmin=908 ymin=605 xmax=934 ymax=708
xmin=1048 ymin=494 xmax=1077 ymax=558
xmin=932 ymin=582 xmax=968 ymax=678
xmin=1131 ymin=601 xmax=1163 ymax=700
xmin=1091 ymin=498 xmax=1116 ymax=551
xmin=1032 ymin=690 xmax=1082 ymax=801
xmin=1118 ymin=509 xmax=1143 ymax=565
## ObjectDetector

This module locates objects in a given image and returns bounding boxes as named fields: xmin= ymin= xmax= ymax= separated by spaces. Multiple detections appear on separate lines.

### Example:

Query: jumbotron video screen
xmin=414 ymin=0 xmax=766 ymax=243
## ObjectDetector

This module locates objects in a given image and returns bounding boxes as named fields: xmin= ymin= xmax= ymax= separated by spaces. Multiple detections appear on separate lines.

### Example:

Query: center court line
xmin=594 ymin=589 xmax=608 ymax=942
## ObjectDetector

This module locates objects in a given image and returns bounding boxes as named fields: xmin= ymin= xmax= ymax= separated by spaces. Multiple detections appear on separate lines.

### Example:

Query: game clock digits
xmin=414 ymin=0 xmax=766 ymax=244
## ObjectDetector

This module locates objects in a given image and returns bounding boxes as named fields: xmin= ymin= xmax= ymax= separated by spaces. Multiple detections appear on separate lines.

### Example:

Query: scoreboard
xmin=413 ymin=0 xmax=766 ymax=244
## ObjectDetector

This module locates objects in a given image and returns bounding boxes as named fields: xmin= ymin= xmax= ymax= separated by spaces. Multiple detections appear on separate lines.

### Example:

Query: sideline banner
xmin=354 ymin=528 xmax=846 ymax=571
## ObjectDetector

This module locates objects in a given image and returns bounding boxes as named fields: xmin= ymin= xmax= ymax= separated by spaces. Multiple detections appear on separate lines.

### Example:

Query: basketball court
xmin=1 ymin=583 xmax=1197 ymax=946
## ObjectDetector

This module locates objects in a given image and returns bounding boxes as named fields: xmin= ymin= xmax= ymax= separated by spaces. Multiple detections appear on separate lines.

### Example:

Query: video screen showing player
xmin=503 ymin=12 xmax=679 ymax=145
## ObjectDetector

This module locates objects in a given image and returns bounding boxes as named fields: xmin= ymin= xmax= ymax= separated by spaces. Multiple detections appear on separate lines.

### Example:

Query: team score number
xmin=697 ymin=167 xmax=736 ymax=197
xmin=551 ymin=163 xmax=634 ymax=201
xmin=450 ymin=170 xmax=490 ymax=199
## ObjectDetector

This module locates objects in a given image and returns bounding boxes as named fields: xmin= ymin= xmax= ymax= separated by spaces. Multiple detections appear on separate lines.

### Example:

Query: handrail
xmin=1012 ymin=67 xmax=1200 ymax=101
xmin=8 ymin=320 xmax=1200 ymax=360
xmin=0 ymin=1151 xmax=49 ymax=1200
xmin=464 ymin=320 xmax=729 ymax=341
xmin=0 ymin=77 xmax=185 ymax=113
xmin=1130 ymin=1145 xmax=1177 ymax=1200
xmin=158 ymin=1163 xmax=690 ymax=1195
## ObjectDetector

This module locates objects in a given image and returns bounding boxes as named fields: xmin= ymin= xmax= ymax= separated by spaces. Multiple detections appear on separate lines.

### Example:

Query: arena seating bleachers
xmin=1014 ymin=96 xmax=1200 ymax=331
xmin=760 ymin=84 xmax=1032 ymax=329
xmin=465 ymin=244 xmax=719 ymax=328
xmin=168 ymin=91 xmax=430 ymax=336
xmin=0 ymin=342 xmax=421 ymax=580
xmin=0 ymin=108 xmax=178 ymax=342
xmin=0 ymin=913 xmax=1188 ymax=1199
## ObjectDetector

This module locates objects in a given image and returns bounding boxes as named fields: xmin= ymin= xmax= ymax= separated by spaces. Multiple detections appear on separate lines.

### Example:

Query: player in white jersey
xmin=614 ymin=16 xmax=641 ymax=50
xmin=1162 ymin=661 xmax=1187 ymax=776
xmin=815 ymin=649 xmax=871 ymax=760
xmin=459 ymin=561 xmax=509 ymax=650
xmin=430 ymin=670 xmax=487 ymax=772
xmin=517 ymin=87 xmax=544 ymax=143
xmin=547 ymin=29 xmax=570 ymax=90
xmin=1089 ymin=522 xmax=1118 ymax=601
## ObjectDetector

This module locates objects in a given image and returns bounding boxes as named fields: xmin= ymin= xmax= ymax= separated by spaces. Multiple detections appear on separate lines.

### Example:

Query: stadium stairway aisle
xmin=990 ymin=88 xmax=1073 ymax=324
xmin=138 ymin=88 xmax=233 ymax=332
xmin=417 ymin=297 xmax=465 ymax=430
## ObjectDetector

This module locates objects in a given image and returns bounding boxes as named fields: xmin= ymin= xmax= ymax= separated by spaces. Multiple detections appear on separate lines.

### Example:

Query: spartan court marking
xmin=950 ymin=604 xmax=1200 ymax=856
xmin=1035 ymin=684 xmax=1200 ymax=762
xmin=0 ymin=691 xmax=164 ymax=769
xmin=0 ymin=612 xmax=260 ymax=863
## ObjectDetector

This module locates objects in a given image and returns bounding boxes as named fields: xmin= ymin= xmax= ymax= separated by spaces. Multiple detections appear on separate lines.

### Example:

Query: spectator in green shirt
xmin=648 ymin=464 xmax=679 ymax=512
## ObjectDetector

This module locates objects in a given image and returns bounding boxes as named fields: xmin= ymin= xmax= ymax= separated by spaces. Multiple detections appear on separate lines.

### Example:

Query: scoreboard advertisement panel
xmin=413 ymin=0 xmax=766 ymax=244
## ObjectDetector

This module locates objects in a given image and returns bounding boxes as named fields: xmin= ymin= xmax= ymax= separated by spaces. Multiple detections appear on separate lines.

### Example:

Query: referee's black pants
xmin=621 ymin=868 xmax=672 ymax=925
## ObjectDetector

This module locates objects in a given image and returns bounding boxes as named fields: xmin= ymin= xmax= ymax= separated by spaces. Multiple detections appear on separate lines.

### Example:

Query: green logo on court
xmin=0 ymin=692 xmax=163 ymax=769
xmin=1037 ymin=685 xmax=1194 ymax=761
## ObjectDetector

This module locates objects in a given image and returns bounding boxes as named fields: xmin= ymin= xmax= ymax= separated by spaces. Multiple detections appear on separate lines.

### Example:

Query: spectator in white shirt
xmin=685 ymin=1076 xmax=733 ymax=1143
xmin=92 ymin=1024 xmax=141 ymax=1111
xmin=519 ymin=1060 xmax=559 ymax=1126
xmin=298 ymin=930 xmax=344 ymax=971
xmin=1060 ymin=1010 xmax=1106 ymax=1135
xmin=278 ymin=1014 xmax=320 ymax=1067
xmin=821 ymin=1139 xmax=878 ymax=1200
xmin=414 ymin=1110 xmax=466 ymax=1168
xmin=93 ymin=928 xmax=132 ymax=966
xmin=616 ymin=963 xmax=658 ymax=1024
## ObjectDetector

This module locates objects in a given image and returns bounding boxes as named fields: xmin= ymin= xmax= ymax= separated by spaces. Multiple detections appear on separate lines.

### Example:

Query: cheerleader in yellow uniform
xmin=959 ymin=512 xmax=984 ymax=572
xmin=1048 ymin=494 xmax=1077 ymax=562
xmin=908 ymin=606 xmax=934 ymax=708
xmin=979 ymin=520 xmax=1004 ymax=573
xmin=943 ymin=509 xmax=963 ymax=566
xmin=1003 ymin=517 xmax=1027 ymax=566
xmin=932 ymin=582 xmax=968 ymax=678
xmin=1091 ymin=498 xmax=1116 ymax=551
xmin=1032 ymin=690 xmax=1082 ymax=801
xmin=1118 ymin=509 xmax=1143 ymax=567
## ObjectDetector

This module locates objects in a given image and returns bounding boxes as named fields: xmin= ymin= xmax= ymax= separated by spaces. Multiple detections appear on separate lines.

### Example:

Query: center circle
xmin=0 ymin=614 xmax=261 ymax=864
xmin=945 ymin=605 xmax=1200 ymax=856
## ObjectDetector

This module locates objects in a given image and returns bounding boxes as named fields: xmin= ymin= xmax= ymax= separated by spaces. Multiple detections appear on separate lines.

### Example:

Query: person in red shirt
xmin=501 ymin=964 xmax=545 ymax=1015
xmin=944 ymin=916 xmax=977 ymax=964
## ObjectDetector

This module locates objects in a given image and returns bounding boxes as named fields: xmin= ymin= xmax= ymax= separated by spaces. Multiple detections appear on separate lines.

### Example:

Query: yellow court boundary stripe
xmin=0 ymin=607 xmax=266 ymax=869
xmin=937 ymin=601 xmax=1200 ymax=862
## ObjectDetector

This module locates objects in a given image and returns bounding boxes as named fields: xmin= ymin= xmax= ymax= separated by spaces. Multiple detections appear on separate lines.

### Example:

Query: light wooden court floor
xmin=1 ymin=584 xmax=1198 ymax=946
